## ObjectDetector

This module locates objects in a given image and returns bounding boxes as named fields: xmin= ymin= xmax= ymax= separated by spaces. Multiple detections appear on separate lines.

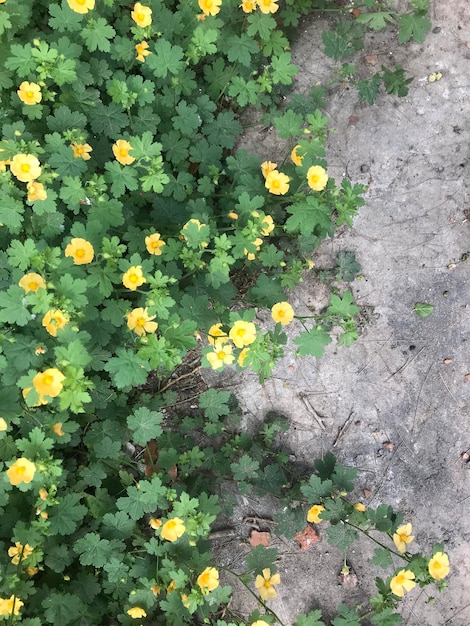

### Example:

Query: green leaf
xmin=247 ymin=13 xmax=277 ymax=40
xmin=285 ymin=197 xmax=332 ymax=237
xmin=272 ymin=506 xmax=307 ymax=540
xmin=332 ymin=463 xmax=357 ymax=492
xmin=74 ymin=533 xmax=117 ymax=567
xmin=371 ymin=547 xmax=393 ymax=569
xmin=314 ymin=452 xmax=337 ymax=479
xmin=226 ymin=34 xmax=259 ymax=66
xmin=357 ymin=75 xmax=381 ymax=105
xmin=48 ymin=3 xmax=82 ymax=32
xmin=327 ymin=290 xmax=359 ymax=318
xmin=117 ymin=477 xmax=166 ymax=520
xmin=371 ymin=608 xmax=404 ymax=626
xmin=148 ymin=38 xmax=184 ymax=77
xmin=0 ymin=195 xmax=24 ymax=232
xmin=48 ymin=493 xmax=88 ymax=535
xmin=171 ymin=100 xmax=202 ymax=136
xmin=271 ymin=52 xmax=298 ymax=85
xmin=413 ymin=302 xmax=434 ymax=317
xmin=230 ymin=454 xmax=260 ymax=481
xmin=48 ymin=145 xmax=87 ymax=177
xmin=42 ymin=593 xmax=85 ymax=626
xmin=294 ymin=611 xmax=326 ymax=626
xmin=294 ymin=327 xmax=332 ymax=358
xmin=46 ymin=106 xmax=87 ymax=133
xmin=55 ymin=340 xmax=92 ymax=369
xmin=367 ymin=504 xmax=394 ymax=532
xmin=59 ymin=176 xmax=87 ymax=209
xmin=103 ymin=348 xmax=150 ymax=389
xmin=356 ymin=12 xmax=395 ymax=30
xmin=331 ymin=604 xmax=361 ymax=626
xmin=301 ymin=475 xmax=333 ymax=502
xmin=398 ymin=14 xmax=431 ymax=44
xmin=5 ymin=43 xmax=35 ymax=76
xmin=104 ymin=161 xmax=139 ymax=197
xmin=322 ymin=30 xmax=355 ymax=60
xmin=0 ymin=11 xmax=12 ymax=36
xmin=327 ymin=524 xmax=358 ymax=551
xmin=89 ymin=101 xmax=128 ymax=137
xmin=199 ymin=388 xmax=231 ymax=420
xmin=381 ymin=65 xmax=413 ymax=97
xmin=44 ymin=544 xmax=74 ymax=573
xmin=127 ymin=407 xmax=163 ymax=446
xmin=81 ymin=17 xmax=116 ymax=52
xmin=273 ymin=109 xmax=304 ymax=139
xmin=7 ymin=239 xmax=38 ymax=270
xmin=245 ymin=545 xmax=278 ymax=575
xmin=204 ymin=111 xmax=242 ymax=150
xmin=16 ymin=427 xmax=54 ymax=457
xmin=0 ymin=387 xmax=22 ymax=418
xmin=188 ymin=27 xmax=218 ymax=61
xmin=178 ymin=294 xmax=217 ymax=328
xmin=0 ymin=285 xmax=31 ymax=326
xmin=56 ymin=275 xmax=88 ymax=309
xmin=248 ymin=274 xmax=285 ymax=308
xmin=228 ymin=76 xmax=260 ymax=107
xmin=335 ymin=251 xmax=361 ymax=282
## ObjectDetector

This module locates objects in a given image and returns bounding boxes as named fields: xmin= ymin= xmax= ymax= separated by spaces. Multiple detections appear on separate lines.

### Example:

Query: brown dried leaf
xmin=249 ymin=530 xmax=271 ymax=547
xmin=365 ymin=55 xmax=378 ymax=65
xmin=383 ymin=441 xmax=394 ymax=451
xmin=363 ymin=489 xmax=373 ymax=498
xmin=294 ymin=525 xmax=320 ymax=551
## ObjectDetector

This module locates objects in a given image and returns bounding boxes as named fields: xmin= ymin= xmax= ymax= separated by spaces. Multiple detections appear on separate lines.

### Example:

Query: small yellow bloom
xmin=160 ymin=517 xmax=186 ymax=542
xmin=127 ymin=307 xmax=158 ymax=337
xmin=127 ymin=606 xmax=147 ymax=619
xmin=27 ymin=181 xmax=47 ymax=202
xmin=260 ymin=214 xmax=274 ymax=235
xmin=237 ymin=348 xmax=250 ymax=367
xmin=240 ymin=0 xmax=255 ymax=12
xmin=151 ymin=584 xmax=161 ymax=596
xmin=39 ymin=488 xmax=48 ymax=500
xmin=6 ymin=458 xmax=36 ymax=486
xmin=291 ymin=144 xmax=304 ymax=166
xmin=10 ymin=154 xmax=41 ymax=183
xmin=255 ymin=568 xmax=280 ymax=601
xmin=42 ymin=309 xmax=69 ymax=337
xmin=19 ymin=272 xmax=46 ymax=293
xmin=67 ymin=0 xmax=95 ymax=13
xmin=65 ymin=238 xmax=94 ymax=264
xmin=0 ymin=159 xmax=10 ymax=171
xmin=0 ymin=595 xmax=24 ymax=616
xmin=307 ymin=504 xmax=325 ymax=524
xmin=122 ymin=266 xmax=146 ymax=290
xmin=167 ymin=580 xmax=177 ymax=593
xmin=307 ymin=165 xmax=328 ymax=191
xmin=207 ymin=323 xmax=229 ymax=346
xmin=71 ymin=142 xmax=92 ymax=160
xmin=131 ymin=2 xmax=152 ymax=27
xmin=35 ymin=345 xmax=46 ymax=356
xmin=252 ymin=622 xmax=270 ymax=626
xmin=354 ymin=502 xmax=366 ymax=512
xmin=112 ymin=139 xmax=135 ymax=165
xmin=265 ymin=170 xmax=290 ymax=195
xmin=145 ymin=232 xmax=166 ymax=255
xmin=271 ymin=302 xmax=294 ymax=325
xmin=149 ymin=518 xmax=162 ymax=530
xmin=206 ymin=344 xmax=235 ymax=370
xmin=197 ymin=567 xmax=219 ymax=595
xmin=33 ymin=368 xmax=65 ymax=398
xmin=17 ymin=82 xmax=42 ymax=105
xmin=136 ymin=40 xmax=151 ymax=62
xmin=428 ymin=552 xmax=450 ymax=581
xmin=258 ymin=0 xmax=278 ymax=13
xmin=260 ymin=160 xmax=277 ymax=178
xmin=229 ymin=320 xmax=257 ymax=348
xmin=393 ymin=523 xmax=414 ymax=553
xmin=198 ymin=0 xmax=222 ymax=16
xmin=390 ymin=569 xmax=416 ymax=597
xmin=26 ymin=567 xmax=38 ymax=576
xmin=8 ymin=543 xmax=34 ymax=565
xmin=181 ymin=593 xmax=190 ymax=608
xmin=244 ymin=237 xmax=263 ymax=261
xmin=52 ymin=422 xmax=65 ymax=436
xmin=227 ymin=211 xmax=239 ymax=219
xmin=0 ymin=418 xmax=7 ymax=431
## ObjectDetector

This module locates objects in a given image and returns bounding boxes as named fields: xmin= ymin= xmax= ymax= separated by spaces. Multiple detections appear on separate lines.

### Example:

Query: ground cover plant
xmin=0 ymin=0 xmax=445 ymax=624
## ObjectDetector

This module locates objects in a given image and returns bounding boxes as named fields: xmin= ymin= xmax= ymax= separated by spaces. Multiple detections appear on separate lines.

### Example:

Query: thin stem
xmin=345 ymin=521 xmax=409 ymax=561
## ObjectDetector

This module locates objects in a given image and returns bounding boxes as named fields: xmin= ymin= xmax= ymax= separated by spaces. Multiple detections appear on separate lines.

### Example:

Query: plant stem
xmin=345 ymin=521 xmax=409 ymax=561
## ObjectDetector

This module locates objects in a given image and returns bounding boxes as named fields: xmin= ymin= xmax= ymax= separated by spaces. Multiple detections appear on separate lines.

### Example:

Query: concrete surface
xmin=205 ymin=2 xmax=470 ymax=624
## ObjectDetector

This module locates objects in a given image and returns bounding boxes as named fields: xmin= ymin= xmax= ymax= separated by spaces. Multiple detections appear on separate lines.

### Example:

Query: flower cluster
xmin=261 ymin=161 xmax=290 ymax=196
xmin=240 ymin=0 xmax=278 ymax=14
xmin=206 ymin=320 xmax=257 ymax=370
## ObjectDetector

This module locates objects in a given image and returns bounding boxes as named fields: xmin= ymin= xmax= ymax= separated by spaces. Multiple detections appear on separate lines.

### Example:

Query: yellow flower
xmin=71 ymin=142 xmax=92 ymax=160
xmin=65 ymin=238 xmax=94 ymax=264
xmin=393 ymin=523 xmax=414 ymax=553
xmin=160 ymin=517 xmax=185 ymax=542
xmin=197 ymin=567 xmax=219 ymax=595
xmin=252 ymin=622 xmax=270 ymax=626
xmin=8 ymin=543 xmax=33 ymax=565
xmin=42 ymin=309 xmax=69 ymax=337
xmin=354 ymin=502 xmax=367 ymax=512
xmin=27 ymin=181 xmax=47 ymax=202
xmin=131 ymin=2 xmax=152 ymax=27
xmin=112 ymin=139 xmax=135 ymax=165
xmin=145 ymin=232 xmax=166 ymax=255
xmin=307 ymin=504 xmax=325 ymax=524
xmin=240 ymin=0 xmax=255 ymax=12
xmin=26 ymin=567 xmax=38 ymax=576
xmin=244 ymin=237 xmax=263 ymax=261
xmin=6 ymin=458 xmax=36 ymax=486
xmin=67 ymin=0 xmax=95 ymax=13
xmin=127 ymin=307 xmax=158 ymax=337
xmin=255 ymin=568 xmax=280 ymax=601
xmin=181 ymin=593 xmax=190 ymax=608
xmin=258 ymin=0 xmax=278 ymax=13
xmin=127 ymin=606 xmax=147 ymax=619
xmin=0 ymin=418 xmax=7 ymax=431
xmin=149 ymin=518 xmax=162 ymax=530
xmin=122 ymin=266 xmax=146 ymax=290
xmin=17 ymin=81 xmax=42 ymax=105
xmin=207 ymin=323 xmax=229 ymax=346
xmin=39 ymin=488 xmax=48 ymax=500
xmin=206 ymin=344 xmax=235 ymax=370
xmin=260 ymin=214 xmax=274 ymax=235
xmin=0 ymin=596 xmax=24 ymax=617
xmin=10 ymin=154 xmax=41 ymax=183
xmin=390 ymin=569 xmax=416 ymax=597
xmin=198 ymin=0 xmax=222 ymax=16
xmin=229 ymin=320 xmax=257 ymax=348
xmin=167 ymin=580 xmax=177 ymax=593
xmin=33 ymin=368 xmax=65 ymax=398
xmin=260 ymin=160 xmax=277 ymax=178
xmin=35 ymin=345 xmax=46 ymax=356
xmin=271 ymin=302 xmax=294 ymax=325
xmin=0 ymin=159 xmax=10 ymax=171
xmin=52 ymin=422 xmax=65 ymax=436
xmin=307 ymin=165 xmax=328 ymax=191
xmin=428 ymin=552 xmax=450 ymax=581
xmin=291 ymin=144 xmax=304 ymax=166
xmin=19 ymin=273 xmax=46 ymax=293
xmin=151 ymin=584 xmax=161 ymax=595
xmin=265 ymin=170 xmax=290 ymax=195
xmin=237 ymin=347 xmax=250 ymax=367
xmin=227 ymin=211 xmax=239 ymax=219
xmin=136 ymin=40 xmax=151 ymax=62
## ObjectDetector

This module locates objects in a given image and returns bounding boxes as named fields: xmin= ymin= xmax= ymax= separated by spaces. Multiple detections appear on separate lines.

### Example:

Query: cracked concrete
xmin=204 ymin=1 xmax=470 ymax=624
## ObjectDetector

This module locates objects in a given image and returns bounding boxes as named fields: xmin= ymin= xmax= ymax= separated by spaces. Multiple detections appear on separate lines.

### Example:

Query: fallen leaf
xmin=338 ymin=564 xmax=358 ymax=588
xmin=249 ymin=529 xmax=271 ymax=547
xmin=365 ymin=55 xmax=378 ymax=65
xmin=294 ymin=524 xmax=320 ymax=550
xmin=363 ymin=489 xmax=373 ymax=498
xmin=383 ymin=441 xmax=394 ymax=451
